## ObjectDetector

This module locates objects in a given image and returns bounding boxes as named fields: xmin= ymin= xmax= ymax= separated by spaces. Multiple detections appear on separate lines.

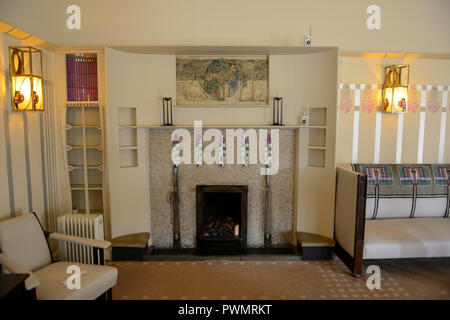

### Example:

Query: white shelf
xmin=302 ymin=107 xmax=328 ymax=168
xmin=119 ymin=146 xmax=138 ymax=150
xmin=299 ymin=125 xmax=327 ymax=129
xmin=118 ymin=107 xmax=138 ymax=168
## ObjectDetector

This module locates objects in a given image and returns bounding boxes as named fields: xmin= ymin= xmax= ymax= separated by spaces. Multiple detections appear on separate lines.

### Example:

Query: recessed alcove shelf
xmin=118 ymin=107 xmax=138 ymax=168
xmin=299 ymin=107 xmax=328 ymax=168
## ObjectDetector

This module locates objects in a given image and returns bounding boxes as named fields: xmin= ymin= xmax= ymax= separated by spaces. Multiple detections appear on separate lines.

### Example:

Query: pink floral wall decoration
xmin=407 ymin=88 xmax=420 ymax=114
xmin=426 ymin=87 xmax=442 ymax=114
xmin=339 ymin=86 xmax=354 ymax=114
xmin=361 ymin=88 xmax=377 ymax=114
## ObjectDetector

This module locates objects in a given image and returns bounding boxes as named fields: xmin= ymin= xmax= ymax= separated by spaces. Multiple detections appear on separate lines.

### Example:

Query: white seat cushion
xmin=364 ymin=218 xmax=450 ymax=259
xmin=34 ymin=261 xmax=117 ymax=300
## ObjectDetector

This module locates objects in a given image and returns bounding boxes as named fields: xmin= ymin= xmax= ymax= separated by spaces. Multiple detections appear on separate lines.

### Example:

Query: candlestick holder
xmin=162 ymin=97 xmax=173 ymax=126
xmin=272 ymin=97 xmax=283 ymax=126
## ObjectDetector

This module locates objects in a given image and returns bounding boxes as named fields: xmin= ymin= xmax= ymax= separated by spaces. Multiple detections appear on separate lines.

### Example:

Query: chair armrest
xmin=0 ymin=253 xmax=40 ymax=291
xmin=49 ymin=233 xmax=111 ymax=249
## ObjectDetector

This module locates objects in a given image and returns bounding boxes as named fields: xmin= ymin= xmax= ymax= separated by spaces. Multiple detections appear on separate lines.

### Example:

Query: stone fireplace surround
xmin=148 ymin=128 xmax=295 ymax=249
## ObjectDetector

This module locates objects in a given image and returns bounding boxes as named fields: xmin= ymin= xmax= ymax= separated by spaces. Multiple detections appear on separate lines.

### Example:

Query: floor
xmin=107 ymin=256 xmax=450 ymax=300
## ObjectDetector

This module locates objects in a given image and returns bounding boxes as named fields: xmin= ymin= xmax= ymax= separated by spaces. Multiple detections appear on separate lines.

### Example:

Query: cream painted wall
xmin=0 ymin=0 xmax=449 ymax=54
xmin=0 ymin=32 xmax=68 ymax=228
xmin=337 ymin=57 xmax=450 ymax=165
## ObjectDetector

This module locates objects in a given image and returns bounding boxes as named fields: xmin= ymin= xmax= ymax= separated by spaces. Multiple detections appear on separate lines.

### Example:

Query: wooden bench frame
xmin=334 ymin=166 xmax=367 ymax=276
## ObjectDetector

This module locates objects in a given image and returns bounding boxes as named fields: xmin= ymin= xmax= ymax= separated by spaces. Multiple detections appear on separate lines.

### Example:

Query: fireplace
xmin=196 ymin=185 xmax=248 ymax=253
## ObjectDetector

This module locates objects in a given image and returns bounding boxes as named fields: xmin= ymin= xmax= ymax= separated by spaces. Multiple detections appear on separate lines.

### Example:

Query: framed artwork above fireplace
xmin=176 ymin=56 xmax=269 ymax=106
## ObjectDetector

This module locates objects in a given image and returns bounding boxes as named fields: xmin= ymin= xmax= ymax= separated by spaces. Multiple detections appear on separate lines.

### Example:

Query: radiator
xmin=57 ymin=213 xmax=104 ymax=264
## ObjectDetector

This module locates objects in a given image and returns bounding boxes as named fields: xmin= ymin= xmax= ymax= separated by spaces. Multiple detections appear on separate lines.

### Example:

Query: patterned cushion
xmin=351 ymin=164 xmax=450 ymax=219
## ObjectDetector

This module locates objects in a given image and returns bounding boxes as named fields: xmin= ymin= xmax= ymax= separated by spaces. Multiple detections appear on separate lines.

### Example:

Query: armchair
xmin=0 ymin=213 xmax=117 ymax=300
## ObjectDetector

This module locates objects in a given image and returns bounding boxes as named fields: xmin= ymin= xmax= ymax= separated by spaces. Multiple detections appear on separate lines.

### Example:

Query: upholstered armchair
xmin=0 ymin=213 xmax=117 ymax=300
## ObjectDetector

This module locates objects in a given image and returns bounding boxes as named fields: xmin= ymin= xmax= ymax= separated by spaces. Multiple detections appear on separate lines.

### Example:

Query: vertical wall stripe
xmin=442 ymin=91 xmax=448 ymax=110
xmin=417 ymin=90 xmax=427 ymax=163
xmin=22 ymin=113 xmax=33 ymax=213
xmin=396 ymin=113 xmax=404 ymax=164
xmin=354 ymin=89 xmax=361 ymax=106
xmin=438 ymin=111 xmax=447 ymax=164
xmin=352 ymin=110 xmax=359 ymax=163
xmin=39 ymin=113 xmax=49 ymax=229
xmin=374 ymin=112 xmax=382 ymax=163
xmin=4 ymin=110 xmax=15 ymax=217
xmin=417 ymin=111 xmax=426 ymax=163
xmin=420 ymin=89 xmax=427 ymax=107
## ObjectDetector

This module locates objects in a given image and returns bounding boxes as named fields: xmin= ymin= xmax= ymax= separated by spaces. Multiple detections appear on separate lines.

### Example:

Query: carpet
xmin=106 ymin=257 xmax=450 ymax=300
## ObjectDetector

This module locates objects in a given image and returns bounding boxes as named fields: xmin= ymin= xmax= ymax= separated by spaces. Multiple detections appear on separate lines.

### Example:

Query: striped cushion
xmin=351 ymin=164 xmax=450 ymax=219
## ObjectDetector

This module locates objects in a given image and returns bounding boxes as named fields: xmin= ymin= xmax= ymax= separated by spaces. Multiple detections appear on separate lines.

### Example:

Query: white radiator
xmin=57 ymin=213 xmax=104 ymax=264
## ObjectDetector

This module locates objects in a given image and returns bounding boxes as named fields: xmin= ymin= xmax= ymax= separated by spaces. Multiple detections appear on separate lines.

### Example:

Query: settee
xmin=334 ymin=163 xmax=450 ymax=276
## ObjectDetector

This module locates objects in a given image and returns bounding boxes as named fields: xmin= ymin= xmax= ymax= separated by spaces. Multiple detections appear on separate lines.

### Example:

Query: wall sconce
xmin=9 ymin=46 xmax=44 ymax=111
xmin=382 ymin=64 xmax=409 ymax=113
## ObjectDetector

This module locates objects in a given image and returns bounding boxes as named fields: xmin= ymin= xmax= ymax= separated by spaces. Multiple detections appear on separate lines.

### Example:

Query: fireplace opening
xmin=196 ymin=185 xmax=247 ymax=253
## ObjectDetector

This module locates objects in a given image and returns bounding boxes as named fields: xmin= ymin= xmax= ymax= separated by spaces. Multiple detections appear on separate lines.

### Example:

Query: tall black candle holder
xmin=272 ymin=97 xmax=283 ymax=126
xmin=163 ymin=97 xmax=173 ymax=126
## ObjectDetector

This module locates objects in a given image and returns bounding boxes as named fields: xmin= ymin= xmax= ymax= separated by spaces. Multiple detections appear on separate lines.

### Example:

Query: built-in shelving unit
xmin=118 ymin=107 xmax=138 ymax=168
xmin=300 ymin=107 xmax=327 ymax=168
xmin=64 ymin=53 xmax=105 ymax=215
xmin=65 ymin=101 xmax=105 ymax=214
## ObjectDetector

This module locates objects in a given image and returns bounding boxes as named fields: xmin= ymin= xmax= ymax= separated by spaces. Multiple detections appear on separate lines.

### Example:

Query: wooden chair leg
xmin=106 ymin=288 xmax=113 ymax=300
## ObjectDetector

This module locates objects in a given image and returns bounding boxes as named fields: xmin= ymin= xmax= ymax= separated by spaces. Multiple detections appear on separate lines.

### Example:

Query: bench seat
xmin=364 ymin=218 xmax=450 ymax=259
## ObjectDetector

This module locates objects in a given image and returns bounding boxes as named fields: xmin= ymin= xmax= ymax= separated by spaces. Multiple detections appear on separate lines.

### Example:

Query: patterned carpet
xmin=107 ymin=257 xmax=450 ymax=300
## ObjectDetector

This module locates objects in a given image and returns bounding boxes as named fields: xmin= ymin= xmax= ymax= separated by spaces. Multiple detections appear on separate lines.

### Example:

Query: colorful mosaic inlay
xmin=398 ymin=166 xmax=431 ymax=186
xmin=360 ymin=165 xmax=394 ymax=186
xmin=432 ymin=165 xmax=450 ymax=186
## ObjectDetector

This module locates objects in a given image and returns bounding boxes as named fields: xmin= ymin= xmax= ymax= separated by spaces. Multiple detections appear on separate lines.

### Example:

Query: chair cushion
xmin=350 ymin=164 xmax=450 ymax=219
xmin=34 ymin=261 xmax=118 ymax=300
xmin=0 ymin=214 xmax=52 ymax=272
xmin=364 ymin=218 xmax=450 ymax=259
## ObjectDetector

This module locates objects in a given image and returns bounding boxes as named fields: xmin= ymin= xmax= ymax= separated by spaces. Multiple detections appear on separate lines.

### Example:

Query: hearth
xmin=196 ymin=185 xmax=248 ymax=253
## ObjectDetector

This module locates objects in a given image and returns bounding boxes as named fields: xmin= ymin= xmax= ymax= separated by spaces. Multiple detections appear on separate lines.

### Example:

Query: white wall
xmin=1 ymin=0 xmax=449 ymax=54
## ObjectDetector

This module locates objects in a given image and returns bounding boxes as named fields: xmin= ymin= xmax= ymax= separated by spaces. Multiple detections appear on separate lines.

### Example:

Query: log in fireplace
xmin=196 ymin=185 xmax=248 ymax=253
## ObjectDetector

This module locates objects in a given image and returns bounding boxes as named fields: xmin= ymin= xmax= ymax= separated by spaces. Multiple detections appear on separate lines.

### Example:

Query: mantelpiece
xmin=119 ymin=124 xmax=303 ymax=129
